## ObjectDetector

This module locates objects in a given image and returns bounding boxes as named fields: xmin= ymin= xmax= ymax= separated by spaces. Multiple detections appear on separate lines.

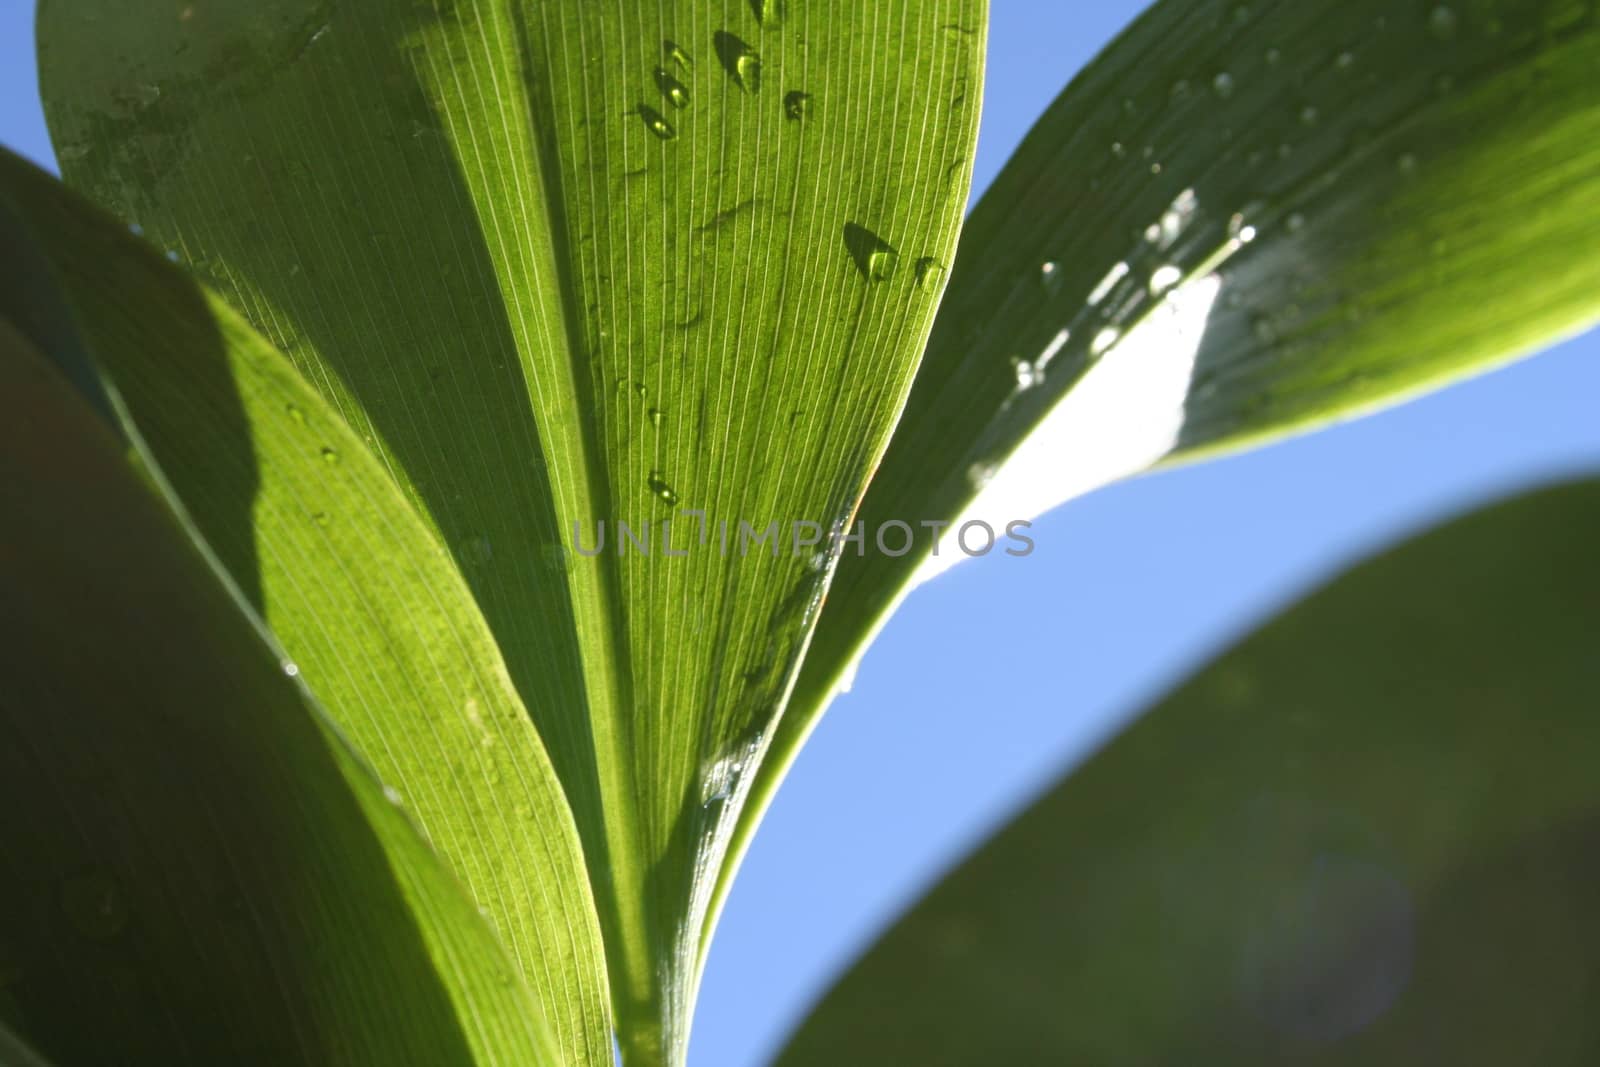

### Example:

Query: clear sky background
xmin=5 ymin=5 xmax=1599 ymax=1067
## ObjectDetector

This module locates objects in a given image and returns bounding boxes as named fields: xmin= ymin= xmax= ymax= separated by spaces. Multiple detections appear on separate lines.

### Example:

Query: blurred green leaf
xmin=37 ymin=1 xmax=984 ymax=1058
xmin=0 ymin=316 xmax=555 ymax=1065
xmin=726 ymin=0 xmax=1600 ymax=930
xmin=1 ymin=146 xmax=614 ymax=1067
xmin=778 ymin=477 xmax=1600 ymax=1066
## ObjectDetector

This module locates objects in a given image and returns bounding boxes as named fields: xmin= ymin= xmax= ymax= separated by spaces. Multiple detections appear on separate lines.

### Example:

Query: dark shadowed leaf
xmin=0 ymin=317 xmax=555 ymax=1065
xmin=779 ymin=477 xmax=1600 ymax=1066
xmin=1 ymin=147 xmax=613 ymax=1066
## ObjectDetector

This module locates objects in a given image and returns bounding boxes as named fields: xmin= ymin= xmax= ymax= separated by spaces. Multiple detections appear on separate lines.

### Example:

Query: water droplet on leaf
xmin=749 ymin=0 xmax=785 ymax=28
xmin=843 ymin=222 xmax=897 ymax=282
xmin=1040 ymin=260 xmax=1063 ymax=294
xmin=638 ymin=105 xmax=676 ymax=140
xmin=784 ymin=90 xmax=813 ymax=121
xmin=714 ymin=32 xmax=762 ymax=94
xmin=649 ymin=471 xmax=679 ymax=505
xmin=1150 ymin=264 xmax=1182 ymax=295
xmin=654 ymin=67 xmax=690 ymax=108
xmin=320 ymin=446 xmax=339 ymax=464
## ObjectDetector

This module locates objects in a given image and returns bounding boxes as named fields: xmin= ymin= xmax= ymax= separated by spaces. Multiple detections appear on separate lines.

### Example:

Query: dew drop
xmin=1335 ymin=50 xmax=1355 ymax=70
xmin=714 ymin=32 xmax=762 ymax=94
xmin=649 ymin=471 xmax=679 ymax=505
xmin=638 ymin=105 xmax=676 ymax=140
xmin=1265 ymin=47 xmax=1282 ymax=65
xmin=59 ymin=872 xmax=127 ymax=940
xmin=383 ymin=784 xmax=403 ymax=805
xmin=1087 ymin=261 xmax=1129 ymax=307
xmin=1299 ymin=104 xmax=1320 ymax=126
xmin=654 ymin=67 xmax=690 ymax=108
xmin=915 ymin=257 xmax=946 ymax=291
xmin=312 ymin=512 xmax=330 ymax=528
xmin=282 ymin=660 xmax=300 ymax=677
xmin=320 ymin=446 xmax=340 ymax=464
xmin=1012 ymin=357 xmax=1040 ymax=389
xmin=285 ymin=402 xmax=306 ymax=424
xmin=749 ymin=0 xmax=785 ymax=27
xmin=1110 ymin=140 xmax=1126 ymax=159
xmin=634 ymin=382 xmax=649 ymax=399
xmin=1429 ymin=5 xmax=1459 ymax=39
xmin=665 ymin=40 xmax=693 ymax=70
xmin=648 ymin=407 xmax=665 ymax=426
xmin=1212 ymin=72 xmax=1236 ymax=99
xmin=1040 ymin=260 xmax=1063 ymax=295
xmin=1229 ymin=213 xmax=1258 ymax=243
xmin=844 ymin=223 xmax=898 ymax=281
xmin=865 ymin=248 xmax=897 ymax=282
xmin=1155 ymin=187 xmax=1198 ymax=249
xmin=1149 ymin=264 xmax=1183 ymax=295
xmin=784 ymin=90 xmax=813 ymax=121
xmin=733 ymin=51 xmax=762 ymax=94
xmin=164 ymin=249 xmax=180 ymax=262
xmin=1090 ymin=327 xmax=1121 ymax=358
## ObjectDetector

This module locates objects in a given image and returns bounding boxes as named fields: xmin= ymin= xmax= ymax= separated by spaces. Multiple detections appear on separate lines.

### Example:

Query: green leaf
xmin=0 ymin=317 xmax=556 ymax=1065
xmin=0 ymin=148 xmax=612 ymax=1067
xmin=777 ymin=476 xmax=1600 ymax=1065
xmin=38 ymin=1 xmax=985 ymax=1059
xmin=725 ymin=0 xmax=1600 ymax=930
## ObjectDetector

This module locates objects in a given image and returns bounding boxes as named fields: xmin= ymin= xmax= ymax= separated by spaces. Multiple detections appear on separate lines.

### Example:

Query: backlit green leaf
xmin=38 ymin=2 xmax=985 ymax=1059
xmin=1 ymin=147 xmax=613 ymax=1067
xmin=0 ymin=316 xmax=555 ymax=1066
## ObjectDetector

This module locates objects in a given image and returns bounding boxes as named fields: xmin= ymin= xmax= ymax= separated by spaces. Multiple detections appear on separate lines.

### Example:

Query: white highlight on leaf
xmin=914 ymin=273 xmax=1222 ymax=589
xmin=1087 ymin=261 xmax=1130 ymax=306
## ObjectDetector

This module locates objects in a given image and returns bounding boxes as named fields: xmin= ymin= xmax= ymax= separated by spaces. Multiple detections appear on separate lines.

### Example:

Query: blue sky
xmin=5 ymin=5 xmax=1599 ymax=1066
